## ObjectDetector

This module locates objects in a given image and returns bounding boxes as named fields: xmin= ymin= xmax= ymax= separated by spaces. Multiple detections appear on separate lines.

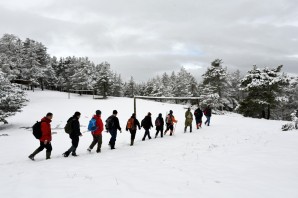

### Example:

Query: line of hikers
xmin=28 ymin=105 xmax=212 ymax=161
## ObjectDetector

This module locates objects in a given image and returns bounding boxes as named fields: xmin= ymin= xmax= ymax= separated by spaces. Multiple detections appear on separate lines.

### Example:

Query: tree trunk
xmin=267 ymin=105 xmax=271 ymax=120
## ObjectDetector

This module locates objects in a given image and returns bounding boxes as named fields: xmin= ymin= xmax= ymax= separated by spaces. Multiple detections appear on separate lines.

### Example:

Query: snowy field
xmin=0 ymin=90 xmax=297 ymax=198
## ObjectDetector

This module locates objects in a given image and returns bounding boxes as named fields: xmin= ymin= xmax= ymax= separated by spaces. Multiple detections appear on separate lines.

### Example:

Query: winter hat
xmin=96 ymin=110 xmax=101 ymax=115
xmin=148 ymin=112 xmax=151 ymax=116
xmin=159 ymin=113 xmax=162 ymax=117
xmin=169 ymin=110 xmax=173 ymax=114
xmin=113 ymin=110 xmax=118 ymax=115
xmin=46 ymin=112 xmax=53 ymax=117
xmin=74 ymin=111 xmax=81 ymax=117
xmin=132 ymin=113 xmax=136 ymax=117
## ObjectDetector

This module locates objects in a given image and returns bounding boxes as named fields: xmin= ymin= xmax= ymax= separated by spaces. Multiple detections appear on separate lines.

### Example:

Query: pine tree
xmin=0 ymin=34 xmax=23 ymax=80
xmin=94 ymin=62 xmax=112 ymax=98
xmin=0 ymin=71 xmax=27 ymax=124
xmin=239 ymin=65 xmax=289 ymax=119
xmin=202 ymin=59 xmax=228 ymax=109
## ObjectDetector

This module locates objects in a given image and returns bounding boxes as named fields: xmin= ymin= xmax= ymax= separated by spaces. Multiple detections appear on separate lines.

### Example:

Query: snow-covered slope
xmin=0 ymin=90 xmax=297 ymax=198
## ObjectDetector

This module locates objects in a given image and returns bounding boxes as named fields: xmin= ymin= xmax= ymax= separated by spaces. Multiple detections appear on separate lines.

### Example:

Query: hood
xmin=41 ymin=117 xmax=51 ymax=123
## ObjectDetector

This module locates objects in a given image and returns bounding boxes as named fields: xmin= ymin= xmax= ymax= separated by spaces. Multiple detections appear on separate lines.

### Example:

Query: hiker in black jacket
xmin=155 ymin=113 xmax=164 ymax=138
xmin=141 ymin=112 xmax=153 ymax=141
xmin=63 ymin=112 xmax=82 ymax=157
xmin=194 ymin=107 xmax=203 ymax=129
xmin=107 ymin=110 xmax=122 ymax=149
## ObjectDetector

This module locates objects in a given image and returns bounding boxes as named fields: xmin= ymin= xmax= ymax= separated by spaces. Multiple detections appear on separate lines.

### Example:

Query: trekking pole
xmin=173 ymin=123 xmax=177 ymax=135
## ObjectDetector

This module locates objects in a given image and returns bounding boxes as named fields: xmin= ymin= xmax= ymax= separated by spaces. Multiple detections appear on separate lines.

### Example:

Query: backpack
xmin=88 ymin=118 xmax=97 ymax=132
xmin=127 ymin=118 xmax=135 ymax=130
xmin=141 ymin=118 xmax=145 ymax=127
xmin=64 ymin=119 xmax=73 ymax=134
xmin=155 ymin=118 xmax=161 ymax=127
xmin=166 ymin=115 xmax=172 ymax=124
xmin=32 ymin=121 xmax=43 ymax=139
xmin=105 ymin=116 xmax=114 ymax=130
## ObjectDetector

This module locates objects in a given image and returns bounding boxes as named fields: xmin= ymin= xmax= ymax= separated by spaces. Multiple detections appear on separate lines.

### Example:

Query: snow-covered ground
xmin=0 ymin=90 xmax=297 ymax=198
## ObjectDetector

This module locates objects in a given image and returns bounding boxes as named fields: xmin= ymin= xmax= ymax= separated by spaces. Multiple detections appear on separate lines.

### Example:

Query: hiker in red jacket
xmin=29 ymin=113 xmax=53 ymax=160
xmin=87 ymin=110 xmax=104 ymax=153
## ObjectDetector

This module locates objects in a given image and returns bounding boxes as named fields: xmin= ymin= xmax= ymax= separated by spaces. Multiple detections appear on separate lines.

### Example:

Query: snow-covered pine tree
xmin=173 ymin=67 xmax=198 ymax=97
xmin=110 ymin=73 xmax=123 ymax=97
xmin=94 ymin=62 xmax=112 ymax=98
xmin=276 ymin=76 xmax=298 ymax=120
xmin=197 ymin=83 xmax=220 ymax=109
xmin=225 ymin=70 xmax=242 ymax=110
xmin=202 ymin=59 xmax=228 ymax=110
xmin=239 ymin=65 xmax=289 ymax=119
xmin=0 ymin=71 xmax=27 ymax=124
xmin=70 ymin=57 xmax=94 ymax=91
xmin=0 ymin=34 xmax=23 ymax=81
xmin=161 ymin=72 xmax=173 ymax=97
xmin=43 ymin=65 xmax=58 ymax=90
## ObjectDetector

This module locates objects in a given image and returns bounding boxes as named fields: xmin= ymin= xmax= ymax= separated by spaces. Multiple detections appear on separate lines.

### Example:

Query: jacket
xmin=108 ymin=115 xmax=122 ymax=131
xmin=40 ymin=117 xmax=52 ymax=142
xmin=126 ymin=116 xmax=141 ymax=131
xmin=166 ymin=114 xmax=177 ymax=126
xmin=142 ymin=116 xmax=153 ymax=130
xmin=155 ymin=116 xmax=164 ymax=130
xmin=92 ymin=115 xmax=104 ymax=135
xmin=68 ymin=116 xmax=82 ymax=138
xmin=194 ymin=108 xmax=203 ymax=119
xmin=185 ymin=110 xmax=193 ymax=126
xmin=204 ymin=108 xmax=212 ymax=117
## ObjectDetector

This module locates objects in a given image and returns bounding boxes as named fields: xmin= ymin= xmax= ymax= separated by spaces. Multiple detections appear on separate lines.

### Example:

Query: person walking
xmin=141 ymin=112 xmax=153 ymax=141
xmin=87 ymin=110 xmax=104 ymax=153
xmin=106 ymin=110 xmax=122 ymax=149
xmin=194 ymin=107 xmax=203 ymax=129
xmin=63 ymin=112 xmax=82 ymax=157
xmin=126 ymin=113 xmax=141 ymax=146
xmin=155 ymin=113 xmax=164 ymax=138
xmin=184 ymin=108 xmax=193 ymax=133
xmin=204 ymin=105 xmax=212 ymax=126
xmin=28 ymin=113 xmax=53 ymax=160
xmin=164 ymin=110 xmax=178 ymax=136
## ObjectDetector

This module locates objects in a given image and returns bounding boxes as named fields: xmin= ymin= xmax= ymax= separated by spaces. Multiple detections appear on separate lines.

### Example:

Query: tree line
xmin=0 ymin=33 xmax=297 ymax=123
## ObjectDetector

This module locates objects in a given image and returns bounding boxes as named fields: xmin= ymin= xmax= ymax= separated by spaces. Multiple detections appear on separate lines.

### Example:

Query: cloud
xmin=0 ymin=0 xmax=297 ymax=82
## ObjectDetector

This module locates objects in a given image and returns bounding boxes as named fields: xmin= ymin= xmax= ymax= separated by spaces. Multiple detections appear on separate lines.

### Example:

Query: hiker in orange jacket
xmin=164 ymin=110 xmax=178 ymax=136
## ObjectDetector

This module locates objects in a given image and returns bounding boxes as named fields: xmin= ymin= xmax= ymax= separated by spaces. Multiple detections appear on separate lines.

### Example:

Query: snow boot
xmin=96 ymin=148 xmax=101 ymax=153
xmin=46 ymin=151 xmax=51 ymax=160
xmin=63 ymin=151 xmax=70 ymax=157
xmin=72 ymin=152 xmax=78 ymax=157
xmin=87 ymin=148 xmax=91 ymax=152
xmin=130 ymin=140 xmax=134 ymax=146
xmin=28 ymin=149 xmax=40 ymax=161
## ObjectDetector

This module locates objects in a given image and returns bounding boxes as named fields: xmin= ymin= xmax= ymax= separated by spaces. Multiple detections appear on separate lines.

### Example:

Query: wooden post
xmin=134 ymin=97 xmax=136 ymax=115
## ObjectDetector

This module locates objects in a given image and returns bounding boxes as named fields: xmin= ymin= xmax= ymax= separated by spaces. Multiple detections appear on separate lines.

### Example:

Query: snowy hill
xmin=0 ymin=90 xmax=297 ymax=198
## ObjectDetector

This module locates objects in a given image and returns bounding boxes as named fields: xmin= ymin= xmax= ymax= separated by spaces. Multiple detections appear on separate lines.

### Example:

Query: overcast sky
xmin=0 ymin=0 xmax=297 ymax=81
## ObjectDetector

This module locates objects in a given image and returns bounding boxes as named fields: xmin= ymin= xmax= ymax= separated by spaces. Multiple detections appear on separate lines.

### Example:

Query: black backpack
xmin=32 ymin=121 xmax=43 ymax=139
xmin=105 ymin=116 xmax=114 ymax=130
xmin=64 ymin=119 xmax=73 ymax=134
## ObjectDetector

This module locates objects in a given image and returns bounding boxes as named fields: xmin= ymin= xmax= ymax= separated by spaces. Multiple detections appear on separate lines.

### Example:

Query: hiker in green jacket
xmin=185 ymin=108 xmax=193 ymax=133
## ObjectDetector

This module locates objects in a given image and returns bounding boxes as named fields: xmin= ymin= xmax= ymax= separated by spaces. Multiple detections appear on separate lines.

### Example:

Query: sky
xmin=0 ymin=0 xmax=298 ymax=82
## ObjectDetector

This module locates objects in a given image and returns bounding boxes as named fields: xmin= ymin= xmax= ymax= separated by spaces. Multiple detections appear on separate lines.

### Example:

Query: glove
xmin=44 ymin=140 xmax=48 ymax=145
